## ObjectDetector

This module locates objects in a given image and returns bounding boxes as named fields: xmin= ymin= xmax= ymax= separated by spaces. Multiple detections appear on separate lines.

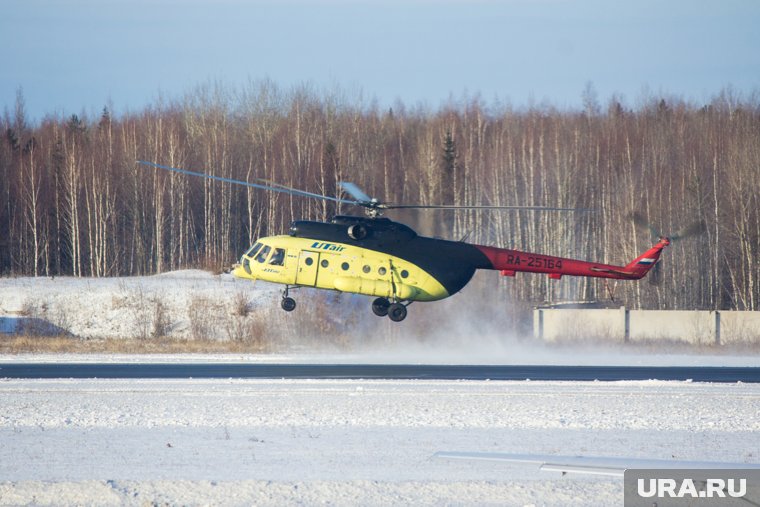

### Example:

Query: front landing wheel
xmin=387 ymin=302 xmax=407 ymax=322
xmin=281 ymin=297 xmax=296 ymax=312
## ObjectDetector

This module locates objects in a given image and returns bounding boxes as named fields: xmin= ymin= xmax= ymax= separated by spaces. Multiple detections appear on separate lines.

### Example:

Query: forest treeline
xmin=2 ymin=82 xmax=759 ymax=310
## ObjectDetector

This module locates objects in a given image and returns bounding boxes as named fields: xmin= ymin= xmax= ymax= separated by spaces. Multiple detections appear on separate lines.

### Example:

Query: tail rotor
xmin=629 ymin=212 xmax=706 ymax=285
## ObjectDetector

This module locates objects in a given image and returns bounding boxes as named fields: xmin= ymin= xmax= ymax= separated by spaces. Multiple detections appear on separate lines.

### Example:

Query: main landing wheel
xmin=371 ymin=297 xmax=390 ymax=317
xmin=387 ymin=302 xmax=407 ymax=322
xmin=281 ymin=297 xmax=296 ymax=312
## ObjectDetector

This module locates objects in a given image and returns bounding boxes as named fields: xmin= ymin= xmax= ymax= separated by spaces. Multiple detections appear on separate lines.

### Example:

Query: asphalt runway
xmin=1 ymin=364 xmax=759 ymax=382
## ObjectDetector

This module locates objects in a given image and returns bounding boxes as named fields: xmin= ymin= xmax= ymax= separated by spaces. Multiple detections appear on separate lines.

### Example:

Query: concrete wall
xmin=628 ymin=310 xmax=717 ymax=344
xmin=720 ymin=311 xmax=760 ymax=344
xmin=535 ymin=307 xmax=760 ymax=344
xmin=534 ymin=308 xmax=627 ymax=341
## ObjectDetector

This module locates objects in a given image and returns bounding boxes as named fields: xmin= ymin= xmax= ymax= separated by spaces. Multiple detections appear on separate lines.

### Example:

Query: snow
xmin=1 ymin=378 xmax=759 ymax=506
xmin=0 ymin=270 xmax=280 ymax=341
xmin=2 ymin=270 xmax=760 ymax=505
xmin=2 ymin=270 xmax=759 ymax=366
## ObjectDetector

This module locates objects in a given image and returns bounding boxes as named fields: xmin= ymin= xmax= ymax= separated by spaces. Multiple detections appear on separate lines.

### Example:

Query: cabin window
xmin=269 ymin=248 xmax=286 ymax=266
xmin=246 ymin=242 xmax=263 ymax=258
xmin=378 ymin=267 xmax=387 ymax=276
xmin=362 ymin=265 xmax=371 ymax=274
xmin=305 ymin=257 xmax=314 ymax=266
xmin=321 ymin=259 xmax=329 ymax=268
xmin=341 ymin=262 xmax=350 ymax=271
xmin=400 ymin=269 xmax=409 ymax=279
xmin=256 ymin=245 xmax=271 ymax=263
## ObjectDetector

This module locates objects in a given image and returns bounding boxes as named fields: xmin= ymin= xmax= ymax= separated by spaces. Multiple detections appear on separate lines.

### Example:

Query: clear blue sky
xmin=2 ymin=0 xmax=759 ymax=121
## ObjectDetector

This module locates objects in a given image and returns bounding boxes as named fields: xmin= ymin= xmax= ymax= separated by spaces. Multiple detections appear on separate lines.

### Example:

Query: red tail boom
xmin=474 ymin=238 xmax=670 ymax=281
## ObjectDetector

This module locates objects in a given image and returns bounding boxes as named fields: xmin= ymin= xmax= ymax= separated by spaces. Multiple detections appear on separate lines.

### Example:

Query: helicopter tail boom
xmin=473 ymin=238 xmax=669 ymax=281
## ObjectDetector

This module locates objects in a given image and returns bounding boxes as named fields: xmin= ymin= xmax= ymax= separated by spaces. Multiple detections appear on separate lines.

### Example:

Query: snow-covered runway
xmin=1 ymin=378 xmax=758 ymax=506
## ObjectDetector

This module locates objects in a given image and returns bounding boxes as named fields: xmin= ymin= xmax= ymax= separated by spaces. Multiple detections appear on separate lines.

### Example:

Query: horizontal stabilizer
xmin=589 ymin=267 xmax=636 ymax=277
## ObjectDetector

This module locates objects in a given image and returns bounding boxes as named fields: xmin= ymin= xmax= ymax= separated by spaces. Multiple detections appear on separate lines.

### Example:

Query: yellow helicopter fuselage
xmin=233 ymin=235 xmax=450 ymax=302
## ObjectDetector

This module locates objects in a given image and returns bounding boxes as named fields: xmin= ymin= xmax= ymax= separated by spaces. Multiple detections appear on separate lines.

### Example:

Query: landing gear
xmin=281 ymin=286 xmax=297 ymax=312
xmin=371 ymin=297 xmax=390 ymax=317
xmin=387 ymin=302 xmax=407 ymax=322
xmin=371 ymin=297 xmax=408 ymax=321
xmin=281 ymin=297 xmax=296 ymax=312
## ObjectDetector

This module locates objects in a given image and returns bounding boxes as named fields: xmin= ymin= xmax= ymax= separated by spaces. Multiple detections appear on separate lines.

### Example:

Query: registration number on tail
xmin=505 ymin=254 xmax=563 ymax=269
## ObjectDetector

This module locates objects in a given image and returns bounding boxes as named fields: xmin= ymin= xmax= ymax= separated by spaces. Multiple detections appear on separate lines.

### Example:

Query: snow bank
xmin=0 ymin=271 xmax=279 ymax=341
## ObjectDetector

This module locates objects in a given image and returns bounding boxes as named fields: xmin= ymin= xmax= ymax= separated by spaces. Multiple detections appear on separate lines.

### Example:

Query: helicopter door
xmin=295 ymin=250 xmax=320 ymax=286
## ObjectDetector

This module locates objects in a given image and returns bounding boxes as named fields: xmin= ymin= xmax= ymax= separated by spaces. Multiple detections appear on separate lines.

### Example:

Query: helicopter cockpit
xmin=236 ymin=240 xmax=288 ymax=280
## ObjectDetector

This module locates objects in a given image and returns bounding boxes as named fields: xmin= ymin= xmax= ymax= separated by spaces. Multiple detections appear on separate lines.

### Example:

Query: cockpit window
xmin=269 ymin=248 xmax=286 ymax=266
xmin=256 ymin=245 xmax=271 ymax=263
xmin=246 ymin=242 xmax=263 ymax=258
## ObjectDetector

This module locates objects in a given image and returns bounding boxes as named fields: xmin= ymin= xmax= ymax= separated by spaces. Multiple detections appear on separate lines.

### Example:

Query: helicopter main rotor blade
xmin=339 ymin=182 xmax=373 ymax=203
xmin=253 ymin=177 xmax=337 ymax=200
xmin=382 ymin=204 xmax=595 ymax=212
xmin=137 ymin=161 xmax=361 ymax=206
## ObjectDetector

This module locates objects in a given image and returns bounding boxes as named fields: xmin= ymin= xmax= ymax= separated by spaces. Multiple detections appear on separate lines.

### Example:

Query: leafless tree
xmin=1 ymin=83 xmax=758 ymax=311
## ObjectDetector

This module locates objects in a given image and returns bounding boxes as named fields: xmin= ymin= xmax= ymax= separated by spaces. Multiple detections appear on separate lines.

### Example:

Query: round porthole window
xmin=362 ymin=265 xmax=371 ymax=274
xmin=341 ymin=262 xmax=350 ymax=271
xmin=321 ymin=259 xmax=329 ymax=268
xmin=378 ymin=267 xmax=387 ymax=276
xmin=305 ymin=257 xmax=314 ymax=266
xmin=400 ymin=269 xmax=409 ymax=279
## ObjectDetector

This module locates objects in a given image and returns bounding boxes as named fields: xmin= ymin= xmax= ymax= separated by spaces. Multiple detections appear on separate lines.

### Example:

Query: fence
xmin=533 ymin=307 xmax=760 ymax=344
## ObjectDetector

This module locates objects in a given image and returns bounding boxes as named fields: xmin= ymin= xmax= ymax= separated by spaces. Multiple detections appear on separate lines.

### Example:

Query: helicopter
xmin=138 ymin=161 xmax=699 ymax=322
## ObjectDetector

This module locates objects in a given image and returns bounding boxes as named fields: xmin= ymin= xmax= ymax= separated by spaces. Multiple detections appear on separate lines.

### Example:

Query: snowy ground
xmin=2 ymin=270 xmax=759 ymax=365
xmin=2 ymin=271 xmax=759 ymax=505
xmin=1 ymin=378 xmax=759 ymax=506
xmin=0 ymin=270 xmax=281 ymax=341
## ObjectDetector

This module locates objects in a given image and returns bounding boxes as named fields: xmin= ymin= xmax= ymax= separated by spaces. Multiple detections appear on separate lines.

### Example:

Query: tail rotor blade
xmin=629 ymin=213 xmax=705 ymax=287
xmin=629 ymin=212 xmax=660 ymax=239
xmin=670 ymin=220 xmax=707 ymax=242
xmin=648 ymin=260 xmax=663 ymax=286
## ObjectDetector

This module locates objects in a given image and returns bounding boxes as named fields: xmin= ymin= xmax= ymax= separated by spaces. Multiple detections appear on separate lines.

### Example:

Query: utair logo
xmin=311 ymin=241 xmax=346 ymax=252
xmin=638 ymin=477 xmax=746 ymax=499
